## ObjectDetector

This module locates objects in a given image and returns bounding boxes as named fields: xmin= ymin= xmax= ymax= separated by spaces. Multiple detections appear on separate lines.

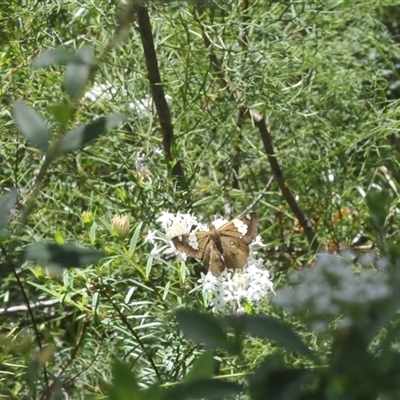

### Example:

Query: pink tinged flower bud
xmin=111 ymin=214 xmax=130 ymax=239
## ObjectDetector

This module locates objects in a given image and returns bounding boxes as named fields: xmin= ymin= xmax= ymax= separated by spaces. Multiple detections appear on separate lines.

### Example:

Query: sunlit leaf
xmin=129 ymin=222 xmax=143 ymax=255
xmin=47 ymin=102 xmax=75 ymax=125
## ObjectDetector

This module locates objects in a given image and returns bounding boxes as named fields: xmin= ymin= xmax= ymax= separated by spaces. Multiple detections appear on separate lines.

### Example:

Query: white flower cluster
xmin=201 ymin=261 xmax=274 ymax=313
xmin=145 ymin=211 xmax=208 ymax=258
xmin=146 ymin=211 xmax=274 ymax=313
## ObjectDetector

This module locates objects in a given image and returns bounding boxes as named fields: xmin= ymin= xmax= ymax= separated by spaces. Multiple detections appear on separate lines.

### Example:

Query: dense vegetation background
xmin=2 ymin=1 xmax=400 ymax=399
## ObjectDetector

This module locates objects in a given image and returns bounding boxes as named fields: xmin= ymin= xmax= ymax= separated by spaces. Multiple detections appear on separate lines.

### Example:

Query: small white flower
xmin=135 ymin=153 xmax=146 ymax=173
xmin=152 ymin=147 xmax=163 ymax=155
xmin=144 ymin=230 xmax=157 ymax=244
xmin=156 ymin=211 xmax=201 ymax=240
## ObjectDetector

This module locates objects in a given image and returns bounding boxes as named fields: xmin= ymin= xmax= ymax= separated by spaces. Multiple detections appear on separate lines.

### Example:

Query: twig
xmin=0 ymin=298 xmax=62 ymax=315
xmin=250 ymin=110 xmax=319 ymax=251
xmin=230 ymin=0 xmax=251 ymax=189
xmin=241 ymin=177 xmax=274 ymax=216
xmin=38 ymin=317 xmax=90 ymax=400
xmin=1 ymin=247 xmax=50 ymax=395
xmin=99 ymin=286 xmax=162 ymax=381
xmin=197 ymin=9 xmax=319 ymax=251
xmin=136 ymin=5 xmax=185 ymax=185
xmin=63 ymin=334 xmax=104 ymax=387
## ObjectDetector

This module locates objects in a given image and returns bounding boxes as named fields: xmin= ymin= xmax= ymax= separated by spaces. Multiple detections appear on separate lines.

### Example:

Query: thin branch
xmin=197 ymin=9 xmax=319 ymax=252
xmin=38 ymin=317 xmax=90 ymax=400
xmin=1 ymin=247 xmax=50 ymax=394
xmin=62 ymin=337 xmax=104 ymax=387
xmin=231 ymin=0 xmax=250 ymax=190
xmin=241 ymin=176 xmax=274 ymax=216
xmin=0 ymin=298 xmax=62 ymax=315
xmin=99 ymin=286 xmax=162 ymax=381
xmin=136 ymin=5 xmax=185 ymax=185
xmin=250 ymin=110 xmax=319 ymax=251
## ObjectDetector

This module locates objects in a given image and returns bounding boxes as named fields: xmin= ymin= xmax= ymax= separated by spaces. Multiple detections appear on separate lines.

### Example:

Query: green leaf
xmin=55 ymin=113 xmax=126 ymax=156
xmin=107 ymin=359 xmax=142 ymax=400
xmin=142 ymin=385 xmax=163 ymax=400
xmin=228 ymin=314 xmax=313 ymax=358
xmin=248 ymin=356 xmax=311 ymax=400
xmin=185 ymin=350 xmax=215 ymax=382
xmin=129 ymin=222 xmax=143 ymax=255
xmin=22 ymin=243 xmax=105 ymax=269
xmin=162 ymin=379 xmax=242 ymax=400
xmin=0 ymin=190 xmax=18 ymax=230
xmin=32 ymin=46 xmax=94 ymax=68
xmin=365 ymin=189 xmax=392 ymax=233
xmin=12 ymin=102 xmax=49 ymax=152
xmin=47 ymin=102 xmax=75 ymax=125
xmin=65 ymin=62 xmax=91 ymax=102
xmin=64 ymin=47 xmax=94 ymax=102
xmin=0 ymin=190 xmax=18 ymax=239
xmin=175 ymin=309 xmax=238 ymax=353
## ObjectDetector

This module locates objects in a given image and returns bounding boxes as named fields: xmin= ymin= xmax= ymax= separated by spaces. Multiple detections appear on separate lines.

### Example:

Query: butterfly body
xmin=172 ymin=213 xmax=258 ymax=276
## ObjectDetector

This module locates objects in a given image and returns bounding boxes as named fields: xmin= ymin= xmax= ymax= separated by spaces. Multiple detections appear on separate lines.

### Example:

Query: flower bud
xmin=111 ymin=214 xmax=130 ymax=239
xmin=82 ymin=211 xmax=94 ymax=228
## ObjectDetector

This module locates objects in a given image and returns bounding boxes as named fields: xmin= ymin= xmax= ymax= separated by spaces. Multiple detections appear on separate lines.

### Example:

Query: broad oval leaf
xmin=185 ymin=350 xmax=215 ymax=382
xmin=163 ymin=378 xmax=242 ymax=400
xmin=0 ymin=190 xmax=18 ymax=229
xmin=65 ymin=62 xmax=91 ymax=102
xmin=0 ymin=190 xmax=18 ymax=239
xmin=227 ymin=314 xmax=313 ymax=358
xmin=13 ymin=102 xmax=49 ymax=152
xmin=32 ymin=46 xmax=94 ymax=69
xmin=108 ymin=359 xmax=141 ymax=400
xmin=47 ymin=102 xmax=75 ymax=126
xmin=175 ymin=309 xmax=238 ymax=353
xmin=64 ymin=47 xmax=95 ymax=102
xmin=22 ymin=243 xmax=105 ymax=269
xmin=248 ymin=356 xmax=311 ymax=400
xmin=55 ymin=113 xmax=126 ymax=156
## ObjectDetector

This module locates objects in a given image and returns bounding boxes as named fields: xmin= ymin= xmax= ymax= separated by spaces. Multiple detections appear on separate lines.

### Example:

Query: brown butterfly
xmin=171 ymin=213 xmax=258 ymax=277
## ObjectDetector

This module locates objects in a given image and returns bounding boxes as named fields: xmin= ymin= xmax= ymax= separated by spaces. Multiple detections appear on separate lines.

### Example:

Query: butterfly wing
xmin=204 ymin=240 xmax=226 ymax=277
xmin=171 ymin=231 xmax=211 ymax=260
xmin=218 ymin=213 xmax=258 ymax=244
xmin=220 ymin=236 xmax=251 ymax=270
xmin=217 ymin=213 xmax=258 ymax=270
xmin=172 ymin=213 xmax=258 ymax=276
